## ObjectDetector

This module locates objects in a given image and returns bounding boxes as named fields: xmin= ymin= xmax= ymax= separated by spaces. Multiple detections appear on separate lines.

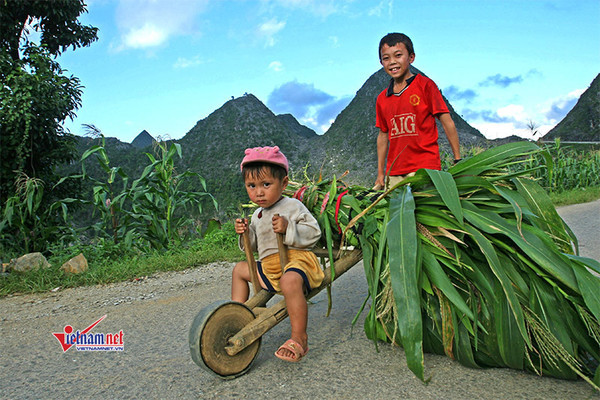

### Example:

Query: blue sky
xmin=56 ymin=0 xmax=600 ymax=143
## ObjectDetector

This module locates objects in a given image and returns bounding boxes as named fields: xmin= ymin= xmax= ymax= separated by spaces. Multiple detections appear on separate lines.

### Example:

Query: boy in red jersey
xmin=373 ymin=33 xmax=461 ymax=190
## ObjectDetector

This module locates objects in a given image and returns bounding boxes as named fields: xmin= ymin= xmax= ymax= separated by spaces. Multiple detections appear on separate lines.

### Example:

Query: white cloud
xmin=368 ymin=0 xmax=393 ymax=17
xmin=496 ymin=104 xmax=527 ymax=121
xmin=475 ymin=103 xmax=558 ymax=139
xmin=539 ymin=89 xmax=584 ymax=124
xmin=269 ymin=61 xmax=283 ymax=72
xmin=471 ymin=122 xmax=526 ymax=140
xmin=329 ymin=36 xmax=339 ymax=48
xmin=122 ymin=23 xmax=168 ymax=49
xmin=471 ymin=120 xmax=553 ymax=140
xmin=174 ymin=55 xmax=205 ymax=69
xmin=257 ymin=18 xmax=286 ymax=47
xmin=114 ymin=0 xmax=208 ymax=51
xmin=263 ymin=0 xmax=338 ymax=17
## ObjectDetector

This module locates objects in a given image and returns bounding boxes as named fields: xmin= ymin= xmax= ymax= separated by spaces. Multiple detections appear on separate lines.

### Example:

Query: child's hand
xmin=235 ymin=218 xmax=249 ymax=235
xmin=272 ymin=214 xmax=288 ymax=234
xmin=373 ymin=175 xmax=385 ymax=190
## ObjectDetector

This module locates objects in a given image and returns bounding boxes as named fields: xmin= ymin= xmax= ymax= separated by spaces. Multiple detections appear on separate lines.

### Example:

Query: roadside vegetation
xmin=0 ymin=222 xmax=240 ymax=296
xmin=550 ymin=186 xmax=600 ymax=206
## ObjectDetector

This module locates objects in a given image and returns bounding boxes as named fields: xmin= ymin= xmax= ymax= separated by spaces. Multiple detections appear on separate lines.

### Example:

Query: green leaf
xmin=80 ymin=145 xmax=103 ymax=161
xmin=572 ymin=263 xmax=600 ymax=323
xmin=528 ymin=274 xmax=573 ymax=353
xmin=425 ymin=169 xmax=463 ymax=225
xmin=464 ymin=225 xmax=529 ymax=346
xmin=513 ymin=177 xmax=575 ymax=254
xmin=494 ymin=288 xmax=525 ymax=369
xmin=554 ymin=290 xmax=600 ymax=361
xmin=453 ymin=175 xmax=497 ymax=193
xmin=454 ymin=314 xmax=479 ymax=368
xmin=328 ymin=176 xmax=337 ymax=207
xmin=564 ymin=253 xmax=600 ymax=275
xmin=494 ymin=185 xmax=524 ymax=235
xmin=415 ymin=208 xmax=464 ymax=231
xmin=173 ymin=142 xmax=183 ymax=158
xmin=463 ymin=203 xmax=578 ymax=292
xmin=387 ymin=185 xmax=425 ymax=381
xmin=450 ymin=141 xmax=540 ymax=176
xmin=422 ymin=250 xmax=474 ymax=321
xmin=359 ymin=235 xmax=375 ymax=295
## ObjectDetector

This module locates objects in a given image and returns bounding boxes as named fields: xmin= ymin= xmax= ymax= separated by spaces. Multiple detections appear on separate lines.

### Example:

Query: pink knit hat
xmin=240 ymin=146 xmax=289 ymax=172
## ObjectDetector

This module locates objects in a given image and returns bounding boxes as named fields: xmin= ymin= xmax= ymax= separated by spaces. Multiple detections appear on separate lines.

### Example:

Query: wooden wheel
xmin=189 ymin=301 xmax=260 ymax=379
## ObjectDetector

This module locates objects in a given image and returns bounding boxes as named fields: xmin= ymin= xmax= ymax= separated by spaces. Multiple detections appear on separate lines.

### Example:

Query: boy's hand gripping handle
xmin=274 ymin=213 xmax=288 ymax=273
xmin=241 ymin=230 xmax=262 ymax=295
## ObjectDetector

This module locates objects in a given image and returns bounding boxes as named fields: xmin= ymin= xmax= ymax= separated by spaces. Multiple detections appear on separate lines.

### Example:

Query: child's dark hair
xmin=242 ymin=162 xmax=287 ymax=182
xmin=379 ymin=33 xmax=414 ymax=59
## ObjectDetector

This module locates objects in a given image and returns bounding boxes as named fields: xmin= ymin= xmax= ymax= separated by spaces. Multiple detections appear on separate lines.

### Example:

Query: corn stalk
xmin=287 ymin=141 xmax=600 ymax=389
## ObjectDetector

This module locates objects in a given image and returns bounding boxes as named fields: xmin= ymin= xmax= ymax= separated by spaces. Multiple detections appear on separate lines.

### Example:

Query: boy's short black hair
xmin=242 ymin=162 xmax=287 ymax=182
xmin=379 ymin=33 xmax=414 ymax=59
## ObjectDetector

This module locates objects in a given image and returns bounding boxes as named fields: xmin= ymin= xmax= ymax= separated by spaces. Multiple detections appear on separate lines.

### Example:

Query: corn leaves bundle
xmin=287 ymin=142 xmax=600 ymax=389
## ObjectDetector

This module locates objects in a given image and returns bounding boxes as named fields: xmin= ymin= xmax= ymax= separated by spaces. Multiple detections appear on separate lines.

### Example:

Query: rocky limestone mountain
xmin=276 ymin=114 xmax=318 ymax=139
xmin=176 ymin=94 xmax=317 ymax=209
xmin=131 ymin=129 xmax=155 ymax=148
xmin=543 ymin=73 xmax=600 ymax=142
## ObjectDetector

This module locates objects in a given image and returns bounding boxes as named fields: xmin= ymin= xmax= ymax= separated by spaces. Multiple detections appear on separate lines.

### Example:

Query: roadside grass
xmin=0 ymin=222 xmax=243 ymax=296
xmin=549 ymin=185 xmax=600 ymax=207
xmin=2 ymin=186 xmax=599 ymax=297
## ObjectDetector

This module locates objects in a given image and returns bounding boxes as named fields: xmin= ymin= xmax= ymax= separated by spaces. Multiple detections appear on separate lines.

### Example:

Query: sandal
xmin=274 ymin=339 xmax=309 ymax=362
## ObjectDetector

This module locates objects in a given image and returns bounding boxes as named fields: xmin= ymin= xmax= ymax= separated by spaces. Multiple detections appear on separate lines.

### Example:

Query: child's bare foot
xmin=274 ymin=338 xmax=308 ymax=362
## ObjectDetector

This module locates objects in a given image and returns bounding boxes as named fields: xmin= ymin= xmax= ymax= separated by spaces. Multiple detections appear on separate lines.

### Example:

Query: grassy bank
xmin=0 ymin=222 xmax=242 ymax=296
xmin=549 ymin=185 xmax=600 ymax=207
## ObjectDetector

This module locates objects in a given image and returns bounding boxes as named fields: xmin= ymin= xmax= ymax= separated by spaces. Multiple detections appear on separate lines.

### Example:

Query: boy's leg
xmin=277 ymin=270 xmax=308 ymax=357
xmin=231 ymin=261 xmax=251 ymax=302
xmin=232 ymin=261 xmax=267 ymax=302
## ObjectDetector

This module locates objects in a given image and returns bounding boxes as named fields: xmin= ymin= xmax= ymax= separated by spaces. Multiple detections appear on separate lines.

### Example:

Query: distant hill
xmin=131 ymin=130 xmax=155 ymax=148
xmin=65 ymin=135 xmax=147 ymax=180
xmin=543 ymin=73 xmax=600 ymax=142
xmin=176 ymin=94 xmax=316 ymax=209
xmin=276 ymin=114 xmax=318 ymax=139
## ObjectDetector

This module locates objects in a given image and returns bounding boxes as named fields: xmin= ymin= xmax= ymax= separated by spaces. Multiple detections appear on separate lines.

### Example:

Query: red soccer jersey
xmin=375 ymin=74 xmax=449 ymax=176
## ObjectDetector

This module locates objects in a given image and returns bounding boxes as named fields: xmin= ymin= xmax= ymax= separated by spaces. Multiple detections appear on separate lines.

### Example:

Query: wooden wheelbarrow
xmin=188 ymin=228 xmax=362 ymax=379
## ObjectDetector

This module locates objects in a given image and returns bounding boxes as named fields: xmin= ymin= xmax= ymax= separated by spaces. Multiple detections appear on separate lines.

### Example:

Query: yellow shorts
xmin=257 ymin=249 xmax=324 ymax=293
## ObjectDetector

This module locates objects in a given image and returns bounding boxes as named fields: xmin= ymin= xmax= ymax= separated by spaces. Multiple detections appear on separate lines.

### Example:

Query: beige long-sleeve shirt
xmin=240 ymin=197 xmax=321 ymax=260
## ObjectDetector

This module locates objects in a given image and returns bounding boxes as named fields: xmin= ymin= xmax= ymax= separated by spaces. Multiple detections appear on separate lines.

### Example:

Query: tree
xmin=0 ymin=0 xmax=98 ymax=62
xmin=0 ymin=0 xmax=98 ymax=203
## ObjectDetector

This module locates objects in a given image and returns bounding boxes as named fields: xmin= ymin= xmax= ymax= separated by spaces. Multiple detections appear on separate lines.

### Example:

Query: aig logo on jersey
xmin=390 ymin=113 xmax=417 ymax=138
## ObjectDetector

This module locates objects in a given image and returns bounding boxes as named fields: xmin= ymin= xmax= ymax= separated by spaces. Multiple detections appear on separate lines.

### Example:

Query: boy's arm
xmin=437 ymin=113 xmax=461 ymax=162
xmin=375 ymin=130 xmax=389 ymax=189
xmin=284 ymin=211 xmax=321 ymax=249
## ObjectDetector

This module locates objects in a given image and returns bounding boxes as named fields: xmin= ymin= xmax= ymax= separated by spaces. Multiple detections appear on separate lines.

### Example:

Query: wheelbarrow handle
xmin=241 ymin=229 xmax=262 ymax=295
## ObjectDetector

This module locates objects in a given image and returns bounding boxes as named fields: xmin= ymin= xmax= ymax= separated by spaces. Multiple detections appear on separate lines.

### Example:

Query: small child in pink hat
xmin=232 ymin=146 xmax=323 ymax=362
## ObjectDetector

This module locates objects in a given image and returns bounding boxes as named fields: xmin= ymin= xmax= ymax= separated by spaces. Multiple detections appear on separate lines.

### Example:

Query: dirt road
xmin=1 ymin=201 xmax=599 ymax=399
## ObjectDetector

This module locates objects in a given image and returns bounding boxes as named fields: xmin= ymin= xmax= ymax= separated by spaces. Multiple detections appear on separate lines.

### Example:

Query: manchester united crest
xmin=409 ymin=94 xmax=420 ymax=106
